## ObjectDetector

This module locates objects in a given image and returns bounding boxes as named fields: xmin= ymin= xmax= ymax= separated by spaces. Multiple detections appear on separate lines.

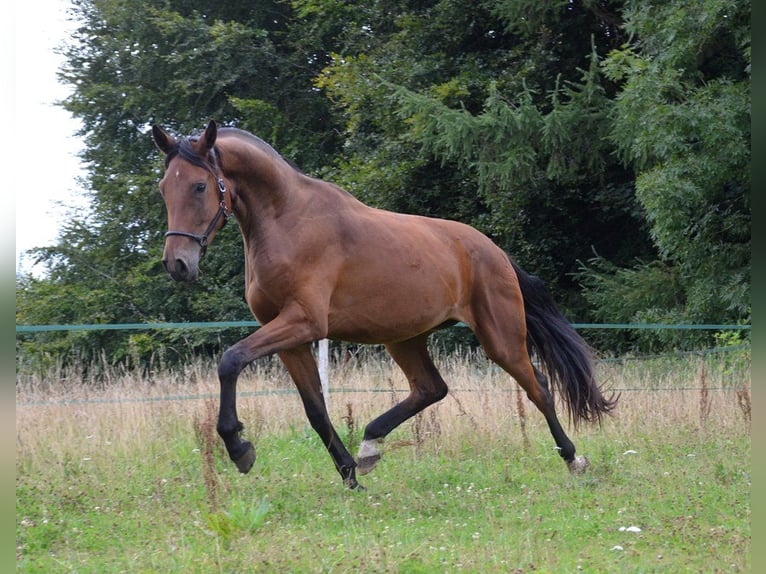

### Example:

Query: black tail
xmin=511 ymin=260 xmax=617 ymax=425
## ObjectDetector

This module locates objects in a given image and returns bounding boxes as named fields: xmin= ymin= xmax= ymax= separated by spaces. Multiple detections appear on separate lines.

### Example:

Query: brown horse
xmin=152 ymin=120 xmax=616 ymax=489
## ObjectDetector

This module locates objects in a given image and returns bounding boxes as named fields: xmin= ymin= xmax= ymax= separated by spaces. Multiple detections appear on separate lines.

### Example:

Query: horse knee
xmin=219 ymin=346 xmax=246 ymax=382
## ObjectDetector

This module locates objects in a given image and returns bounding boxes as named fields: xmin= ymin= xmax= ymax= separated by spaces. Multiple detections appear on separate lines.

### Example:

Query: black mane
xmin=163 ymin=135 xmax=219 ymax=173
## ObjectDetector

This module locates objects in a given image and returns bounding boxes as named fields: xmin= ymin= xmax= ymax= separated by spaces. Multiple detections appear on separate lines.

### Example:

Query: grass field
xmin=16 ymin=348 xmax=750 ymax=572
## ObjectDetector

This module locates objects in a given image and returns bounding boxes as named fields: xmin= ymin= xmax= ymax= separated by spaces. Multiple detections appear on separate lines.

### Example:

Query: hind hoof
xmin=357 ymin=454 xmax=381 ymax=476
xmin=344 ymin=477 xmax=366 ymax=491
xmin=233 ymin=442 xmax=256 ymax=474
xmin=357 ymin=439 xmax=382 ymax=476
xmin=567 ymin=455 xmax=589 ymax=475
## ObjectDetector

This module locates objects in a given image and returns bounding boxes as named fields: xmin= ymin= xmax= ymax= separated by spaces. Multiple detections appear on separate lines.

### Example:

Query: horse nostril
xmin=174 ymin=258 xmax=189 ymax=278
xmin=162 ymin=257 xmax=190 ymax=280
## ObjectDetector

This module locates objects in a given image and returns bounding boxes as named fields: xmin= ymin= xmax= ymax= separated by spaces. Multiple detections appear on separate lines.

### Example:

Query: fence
xmin=13 ymin=321 xmax=751 ymax=333
xmin=15 ymin=321 xmax=750 ymax=408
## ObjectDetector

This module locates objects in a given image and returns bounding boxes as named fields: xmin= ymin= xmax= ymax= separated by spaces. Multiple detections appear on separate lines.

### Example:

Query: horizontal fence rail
xmin=16 ymin=321 xmax=750 ymax=408
xmin=15 ymin=321 xmax=262 ymax=333
xmin=14 ymin=322 xmax=752 ymax=333
xmin=16 ymin=382 xmax=748 ymax=408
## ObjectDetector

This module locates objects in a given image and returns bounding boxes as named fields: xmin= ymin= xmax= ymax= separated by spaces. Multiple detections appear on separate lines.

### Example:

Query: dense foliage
xmin=16 ymin=0 xmax=750 ymax=368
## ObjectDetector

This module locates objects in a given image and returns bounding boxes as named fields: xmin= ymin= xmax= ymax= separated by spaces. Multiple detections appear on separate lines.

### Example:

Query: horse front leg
xmin=217 ymin=342 xmax=257 ymax=473
xmin=279 ymin=346 xmax=360 ymax=489
xmin=216 ymin=308 xmax=325 ymax=474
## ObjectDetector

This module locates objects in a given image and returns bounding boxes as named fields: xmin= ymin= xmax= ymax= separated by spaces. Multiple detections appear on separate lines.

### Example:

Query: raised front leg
xmin=216 ymin=339 xmax=262 ymax=474
xmin=216 ymin=306 xmax=325 ymax=475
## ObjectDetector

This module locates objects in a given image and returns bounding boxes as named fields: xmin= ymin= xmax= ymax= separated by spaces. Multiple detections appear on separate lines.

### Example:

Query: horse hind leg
xmin=531 ymin=366 xmax=589 ymax=473
xmin=357 ymin=335 xmax=448 ymax=475
xmin=474 ymin=322 xmax=588 ymax=474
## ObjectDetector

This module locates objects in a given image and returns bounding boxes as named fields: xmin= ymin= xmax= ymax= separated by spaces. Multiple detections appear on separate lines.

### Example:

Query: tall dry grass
xmin=16 ymin=347 xmax=750 ymax=476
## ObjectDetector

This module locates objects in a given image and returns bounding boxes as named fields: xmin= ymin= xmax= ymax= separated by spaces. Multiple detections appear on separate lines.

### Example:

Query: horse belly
xmin=326 ymin=250 xmax=464 ymax=344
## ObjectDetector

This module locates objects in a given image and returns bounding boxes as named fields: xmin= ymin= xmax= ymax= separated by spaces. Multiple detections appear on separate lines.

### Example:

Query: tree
xmin=16 ymin=0 xmax=750 ymax=368
xmin=578 ymin=0 xmax=750 ymax=349
xmin=314 ymin=0 xmax=652 ymax=315
xmin=18 ymin=0 xmax=344 ymax=369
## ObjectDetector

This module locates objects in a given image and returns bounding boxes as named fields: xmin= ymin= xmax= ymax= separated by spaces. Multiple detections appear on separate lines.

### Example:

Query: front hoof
xmin=567 ymin=455 xmax=590 ymax=475
xmin=232 ymin=442 xmax=256 ymax=474
xmin=344 ymin=477 xmax=366 ymax=491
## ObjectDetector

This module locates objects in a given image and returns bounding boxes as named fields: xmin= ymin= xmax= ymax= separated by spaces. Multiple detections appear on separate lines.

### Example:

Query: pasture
xmin=16 ymin=348 xmax=750 ymax=572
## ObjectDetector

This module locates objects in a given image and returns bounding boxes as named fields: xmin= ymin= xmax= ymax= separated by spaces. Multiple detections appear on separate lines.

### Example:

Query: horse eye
xmin=195 ymin=182 xmax=207 ymax=193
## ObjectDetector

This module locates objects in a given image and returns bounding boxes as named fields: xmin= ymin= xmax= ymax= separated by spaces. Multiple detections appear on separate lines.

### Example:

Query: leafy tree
xmin=16 ymin=0 xmax=750 ymax=369
xmin=579 ymin=0 xmax=750 ymax=348
xmin=18 ymin=0 xmax=341 ymax=370
xmin=314 ymin=0 xmax=652 ymax=315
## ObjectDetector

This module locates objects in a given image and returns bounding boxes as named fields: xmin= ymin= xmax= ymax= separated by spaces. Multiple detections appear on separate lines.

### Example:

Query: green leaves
xmin=599 ymin=0 xmax=750 ymax=331
xmin=16 ymin=0 xmax=750 ymax=366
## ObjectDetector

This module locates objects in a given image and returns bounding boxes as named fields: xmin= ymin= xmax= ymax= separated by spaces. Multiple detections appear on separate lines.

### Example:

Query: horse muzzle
xmin=162 ymin=242 xmax=201 ymax=282
xmin=162 ymin=256 xmax=200 ymax=282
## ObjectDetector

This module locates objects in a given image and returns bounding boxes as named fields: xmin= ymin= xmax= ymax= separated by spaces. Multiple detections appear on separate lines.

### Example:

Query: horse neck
xmin=217 ymin=136 xmax=300 ymax=230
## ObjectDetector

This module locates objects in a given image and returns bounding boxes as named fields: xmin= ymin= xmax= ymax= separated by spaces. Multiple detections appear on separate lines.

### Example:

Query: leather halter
xmin=164 ymin=151 xmax=231 ymax=256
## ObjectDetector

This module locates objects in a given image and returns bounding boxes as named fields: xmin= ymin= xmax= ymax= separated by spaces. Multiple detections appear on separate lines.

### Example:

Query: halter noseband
xmin=164 ymin=147 xmax=232 ymax=256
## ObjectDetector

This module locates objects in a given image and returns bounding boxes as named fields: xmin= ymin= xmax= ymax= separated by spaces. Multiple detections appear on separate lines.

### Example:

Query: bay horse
xmin=152 ymin=120 xmax=616 ymax=489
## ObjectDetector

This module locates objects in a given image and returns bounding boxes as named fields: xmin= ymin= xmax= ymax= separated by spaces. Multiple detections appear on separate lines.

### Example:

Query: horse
xmin=151 ymin=120 xmax=616 ymax=490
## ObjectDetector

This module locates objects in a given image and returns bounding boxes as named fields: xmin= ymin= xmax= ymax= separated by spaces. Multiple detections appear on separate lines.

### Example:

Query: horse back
xmin=243 ymin=177 xmax=516 ymax=343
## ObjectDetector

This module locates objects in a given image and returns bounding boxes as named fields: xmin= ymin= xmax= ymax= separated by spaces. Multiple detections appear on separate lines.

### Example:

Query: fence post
xmin=318 ymin=339 xmax=329 ymax=407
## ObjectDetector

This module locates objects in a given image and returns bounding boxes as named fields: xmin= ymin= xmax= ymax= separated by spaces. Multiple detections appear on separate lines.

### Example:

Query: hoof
xmin=344 ymin=477 xmax=366 ymax=491
xmin=567 ymin=455 xmax=590 ymax=475
xmin=357 ymin=454 xmax=381 ymax=476
xmin=356 ymin=439 xmax=382 ymax=476
xmin=232 ymin=442 xmax=256 ymax=474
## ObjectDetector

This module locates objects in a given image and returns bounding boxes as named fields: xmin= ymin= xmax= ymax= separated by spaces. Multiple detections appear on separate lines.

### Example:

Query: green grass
xmin=16 ymin=351 xmax=750 ymax=572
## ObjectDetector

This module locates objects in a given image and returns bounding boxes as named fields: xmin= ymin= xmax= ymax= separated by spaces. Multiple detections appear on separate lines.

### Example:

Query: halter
xmin=164 ymin=148 xmax=232 ymax=256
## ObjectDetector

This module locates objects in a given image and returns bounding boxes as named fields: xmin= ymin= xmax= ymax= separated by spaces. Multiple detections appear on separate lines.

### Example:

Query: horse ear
xmin=200 ymin=120 xmax=218 ymax=153
xmin=152 ymin=125 xmax=176 ymax=155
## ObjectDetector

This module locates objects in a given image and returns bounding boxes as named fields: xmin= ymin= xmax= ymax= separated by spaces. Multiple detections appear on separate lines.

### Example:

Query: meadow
xmin=16 ymin=347 xmax=750 ymax=572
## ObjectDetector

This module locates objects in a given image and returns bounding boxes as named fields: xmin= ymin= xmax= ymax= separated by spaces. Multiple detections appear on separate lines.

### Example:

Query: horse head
xmin=152 ymin=120 xmax=231 ymax=281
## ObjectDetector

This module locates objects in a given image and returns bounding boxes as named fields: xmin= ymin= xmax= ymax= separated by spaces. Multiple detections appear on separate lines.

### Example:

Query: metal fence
xmin=14 ymin=321 xmax=752 ymax=333
xmin=16 ymin=321 xmax=750 ymax=407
